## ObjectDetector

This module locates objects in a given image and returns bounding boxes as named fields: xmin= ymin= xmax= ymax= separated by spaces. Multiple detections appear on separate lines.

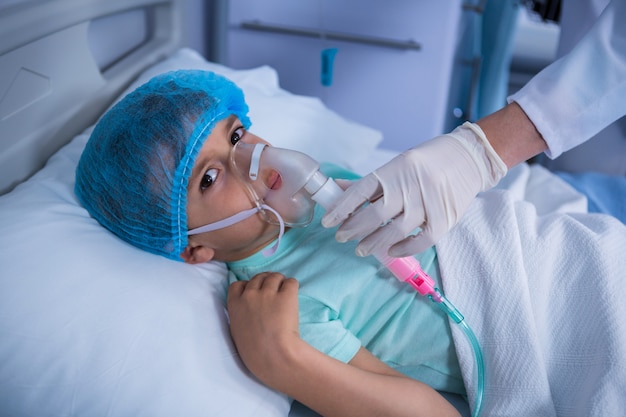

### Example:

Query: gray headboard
xmin=0 ymin=0 xmax=183 ymax=194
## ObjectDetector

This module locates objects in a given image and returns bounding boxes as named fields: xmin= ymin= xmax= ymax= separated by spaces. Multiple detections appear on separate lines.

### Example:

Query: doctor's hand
xmin=322 ymin=122 xmax=507 ymax=258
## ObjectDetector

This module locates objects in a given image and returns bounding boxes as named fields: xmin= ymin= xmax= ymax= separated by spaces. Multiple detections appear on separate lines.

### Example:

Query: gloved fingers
xmin=388 ymin=232 xmax=436 ymax=258
xmin=321 ymin=174 xmax=382 ymax=228
xmin=353 ymin=220 xmax=414 ymax=257
xmin=333 ymin=189 xmax=408 ymax=243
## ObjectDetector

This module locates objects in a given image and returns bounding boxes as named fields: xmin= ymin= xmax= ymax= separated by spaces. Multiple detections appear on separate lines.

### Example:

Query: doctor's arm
xmin=321 ymin=102 xmax=544 ymax=259
xmin=227 ymin=272 xmax=460 ymax=417
xmin=322 ymin=0 xmax=625 ymax=259
xmin=476 ymin=102 xmax=546 ymax=168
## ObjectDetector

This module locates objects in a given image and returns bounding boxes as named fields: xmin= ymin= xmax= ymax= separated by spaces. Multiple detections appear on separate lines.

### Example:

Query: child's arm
xmin=227 ymin=272 xmax=460 ymax=417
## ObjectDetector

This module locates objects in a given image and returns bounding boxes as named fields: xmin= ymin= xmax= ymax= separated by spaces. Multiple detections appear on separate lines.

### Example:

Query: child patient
xmin=76 ymin=69 xmax=626 ymax=417
xmin=75 ymin=69 xmax=464 ymax=417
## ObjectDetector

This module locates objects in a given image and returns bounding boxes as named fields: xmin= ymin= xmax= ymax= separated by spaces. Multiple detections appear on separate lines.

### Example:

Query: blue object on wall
xmin=321 ymin=48 xmax=338 ymax=86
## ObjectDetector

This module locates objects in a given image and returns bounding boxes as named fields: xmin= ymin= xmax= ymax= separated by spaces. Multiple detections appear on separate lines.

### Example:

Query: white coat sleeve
xmin=508 ymin=0 xmax=626 ymax=159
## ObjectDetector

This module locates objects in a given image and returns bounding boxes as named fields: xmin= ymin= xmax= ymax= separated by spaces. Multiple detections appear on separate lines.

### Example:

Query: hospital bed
xmin=1 ymin=1 xmax=623 ymax=416
xmin=0 ymin=1 xmax=463 ymax=415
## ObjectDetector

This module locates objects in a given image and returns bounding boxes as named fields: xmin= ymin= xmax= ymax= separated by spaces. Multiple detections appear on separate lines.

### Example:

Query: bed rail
xmin=0 ymin=0 xmax=182 ymax=195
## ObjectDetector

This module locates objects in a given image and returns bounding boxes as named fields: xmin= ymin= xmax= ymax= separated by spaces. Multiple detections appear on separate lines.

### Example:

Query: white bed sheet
xmin=437 ymin=163 xmax=626 ymax=416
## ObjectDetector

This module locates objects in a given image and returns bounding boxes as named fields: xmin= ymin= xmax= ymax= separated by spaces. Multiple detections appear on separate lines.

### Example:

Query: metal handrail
xmin=239 ymin=20 xmax=421 ymax=51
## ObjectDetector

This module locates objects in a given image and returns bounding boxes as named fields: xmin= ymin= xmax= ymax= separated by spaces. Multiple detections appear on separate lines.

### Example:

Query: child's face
xmin=182 ymin=116 xmax=278 ymax=263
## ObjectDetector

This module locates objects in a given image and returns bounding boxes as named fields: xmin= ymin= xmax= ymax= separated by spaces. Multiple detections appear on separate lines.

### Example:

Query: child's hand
xmin=227 ymin=272 xmax=300 ymax=386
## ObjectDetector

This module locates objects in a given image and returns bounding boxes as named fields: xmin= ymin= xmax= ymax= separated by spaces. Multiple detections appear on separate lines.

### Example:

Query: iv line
xmin=429 ymin=289 xmax=484 ymax=417
xmin=377 ymin=253 xmax=484 ymax=417
xmin=238 ymin=143 xmax=486 ymax=416
xmin=306 ymin=170 xmax=485 ymax=417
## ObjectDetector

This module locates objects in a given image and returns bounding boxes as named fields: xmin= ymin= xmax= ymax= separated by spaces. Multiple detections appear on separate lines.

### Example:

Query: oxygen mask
xmin=187 ymin=142 xmax=324 ymax=256
xmin=229 ymin=142 xmax=320 ymax=228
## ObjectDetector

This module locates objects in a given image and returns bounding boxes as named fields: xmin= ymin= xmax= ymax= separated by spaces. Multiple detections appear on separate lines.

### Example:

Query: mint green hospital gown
xmin=227 ymin=164 xmax=465 ymax=395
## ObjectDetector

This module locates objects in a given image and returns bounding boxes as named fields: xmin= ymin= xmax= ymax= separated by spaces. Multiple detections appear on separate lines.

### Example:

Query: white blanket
xmin=436 ymin=164 xmax=626 ymax=416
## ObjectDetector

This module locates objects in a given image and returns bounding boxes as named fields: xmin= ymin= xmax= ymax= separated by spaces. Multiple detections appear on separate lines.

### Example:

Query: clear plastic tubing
xmin=305 ymin=171 xmax=485 ymax=417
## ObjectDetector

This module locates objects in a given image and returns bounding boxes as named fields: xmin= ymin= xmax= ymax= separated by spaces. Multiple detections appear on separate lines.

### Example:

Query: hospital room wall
xmin=179 ymin=0 xmax=208 ymax=56
xmin=102 ymin=0 xmax=560 ymax=152
xmin=213 ymin=0 xmax=465 ymax=152
xmin=189 ymin=1 xmax=560 ymax=153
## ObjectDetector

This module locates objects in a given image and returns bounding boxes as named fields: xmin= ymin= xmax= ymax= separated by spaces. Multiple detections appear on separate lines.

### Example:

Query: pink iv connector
xmin=377 ymin=254 xmax=443 ymax=302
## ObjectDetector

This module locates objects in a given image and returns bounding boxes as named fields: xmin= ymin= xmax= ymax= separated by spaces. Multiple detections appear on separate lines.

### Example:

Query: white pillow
xmin=0 ymin=134 xmax=289 ymax=416
xmin=0 ymin=49 xmax=382 ymax=416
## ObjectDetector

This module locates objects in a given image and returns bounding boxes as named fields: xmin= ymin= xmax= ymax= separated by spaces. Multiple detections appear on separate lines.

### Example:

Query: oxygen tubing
xmin=266 ymin=150 xmax=486 ymax=415
xmin=429 ymin=290 xmax=484 ymax=417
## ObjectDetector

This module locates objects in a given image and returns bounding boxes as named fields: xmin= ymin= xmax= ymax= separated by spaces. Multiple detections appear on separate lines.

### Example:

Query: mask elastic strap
xmin=259 ymin=205 xmax=285 ymax=257
xmin=187 ymin=207 xmax=260 ymax=235
xmin=186 ymin=204 xmax=285 ymax=257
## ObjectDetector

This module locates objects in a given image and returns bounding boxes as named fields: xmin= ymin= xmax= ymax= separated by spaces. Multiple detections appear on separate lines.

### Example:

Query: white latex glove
xmin=322 ymin=122 xmax=507 ymax=257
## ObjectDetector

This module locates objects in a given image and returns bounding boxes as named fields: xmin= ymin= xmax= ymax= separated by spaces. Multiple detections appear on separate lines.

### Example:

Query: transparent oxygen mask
xmin=230 ymin=142 xmax=322 ymax=228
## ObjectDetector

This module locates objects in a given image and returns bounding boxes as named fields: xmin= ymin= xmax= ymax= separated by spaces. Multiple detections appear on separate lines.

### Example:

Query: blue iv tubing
xmin=380 ymin=254 xmax=485 ymax=417
xmin=306 ymin=172 xmax=486 ymax=417
xmin=250 ymin=142 xmax=486 ymax=416
xmin=430 ymin=289 xmax=484 ymax=417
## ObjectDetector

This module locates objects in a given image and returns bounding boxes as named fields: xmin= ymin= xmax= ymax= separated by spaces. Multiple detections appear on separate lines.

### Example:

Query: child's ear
xmin=181 ymin=244 xmax=215 ymax=264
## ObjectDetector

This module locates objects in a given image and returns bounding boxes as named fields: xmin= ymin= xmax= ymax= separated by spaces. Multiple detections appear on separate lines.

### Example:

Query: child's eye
xmin=200 ymin=168 xmax=219 ymax=191
xmin=230 ymin=127 xmax=245 ymax=145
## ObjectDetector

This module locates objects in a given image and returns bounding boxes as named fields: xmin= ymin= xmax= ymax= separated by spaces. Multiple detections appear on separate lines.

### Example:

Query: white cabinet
xmin=224 ymin=0 xmax=464 ymax=151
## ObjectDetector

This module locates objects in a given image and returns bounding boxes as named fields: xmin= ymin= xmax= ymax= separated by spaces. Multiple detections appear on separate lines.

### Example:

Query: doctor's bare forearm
xmin=476 ymin=102 xmax=548 ymax=168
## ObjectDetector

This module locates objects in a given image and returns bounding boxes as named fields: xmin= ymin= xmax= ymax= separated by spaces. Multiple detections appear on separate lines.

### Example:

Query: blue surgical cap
xmin=75 ymin=70 xmax=251 ymax=261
